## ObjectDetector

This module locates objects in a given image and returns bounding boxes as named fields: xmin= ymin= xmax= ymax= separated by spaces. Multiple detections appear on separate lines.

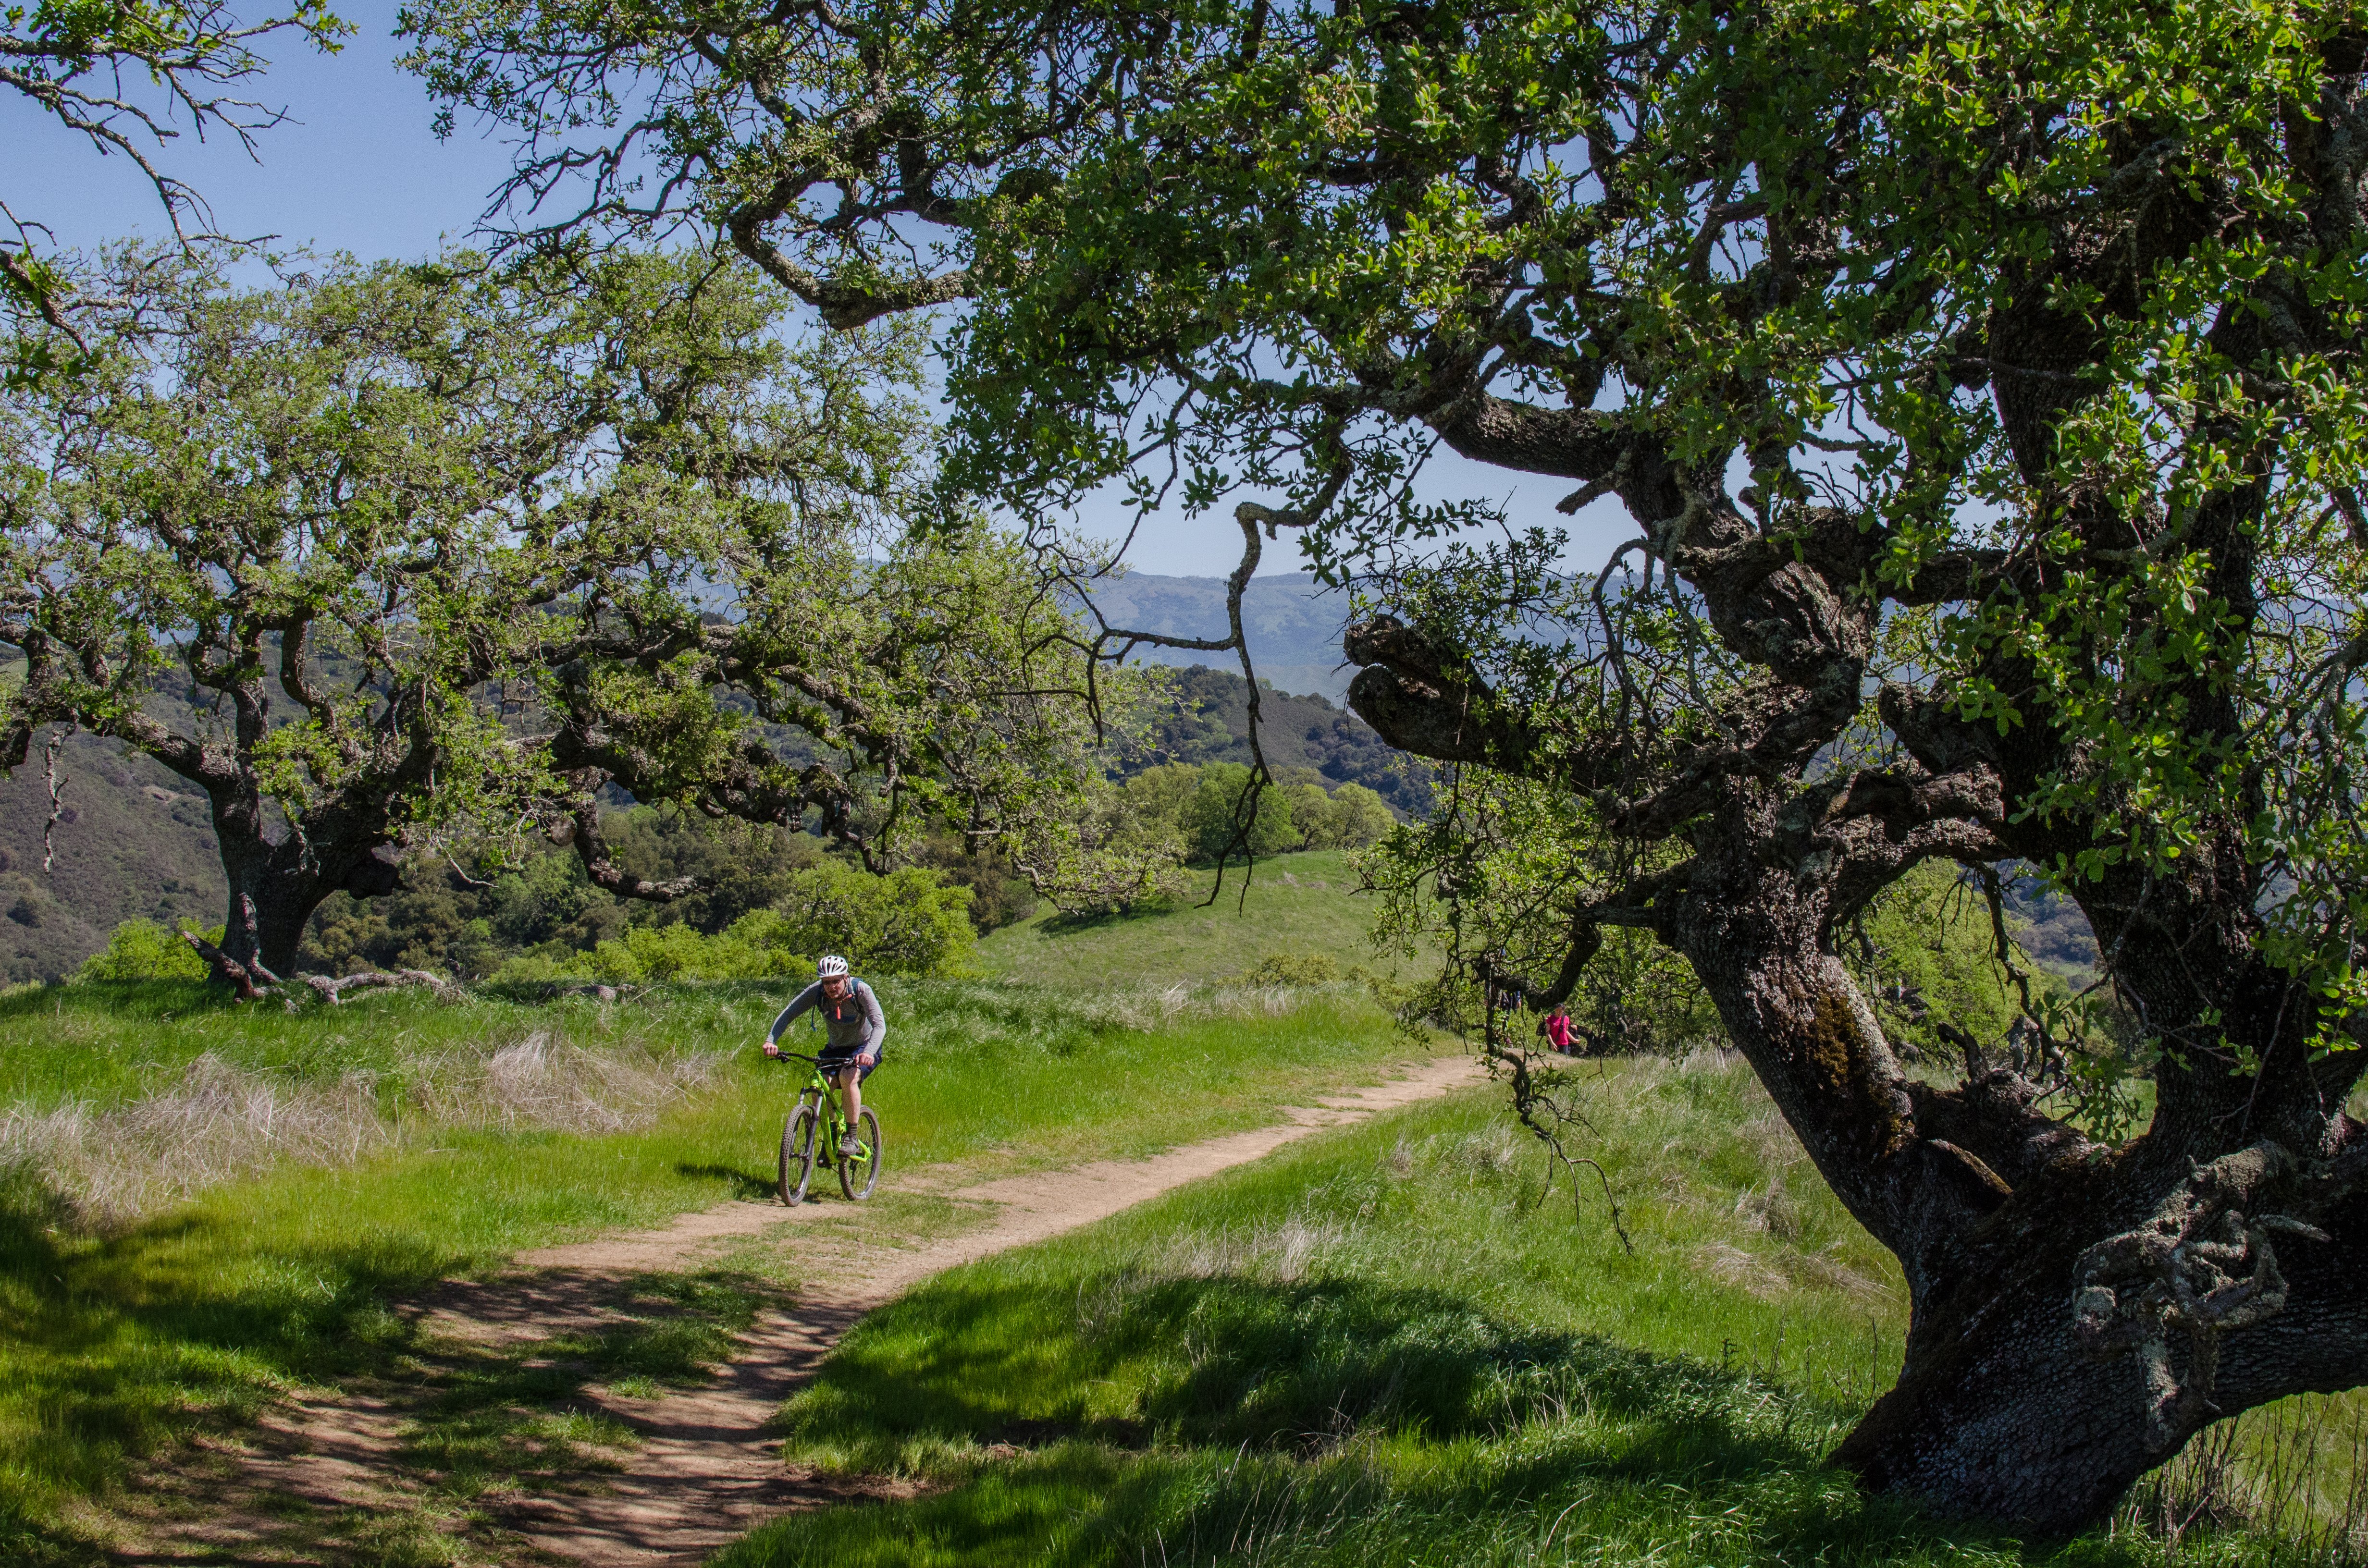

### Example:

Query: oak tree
xmin=404 ymin=0 xmax=2368 ymax=1530
xmin=0 ymin=246 xmax=1116 ymax=983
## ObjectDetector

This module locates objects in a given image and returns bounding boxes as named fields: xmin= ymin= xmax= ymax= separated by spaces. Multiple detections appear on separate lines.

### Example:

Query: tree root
xmin=174 ymin=933 xmax=478 ymax=1009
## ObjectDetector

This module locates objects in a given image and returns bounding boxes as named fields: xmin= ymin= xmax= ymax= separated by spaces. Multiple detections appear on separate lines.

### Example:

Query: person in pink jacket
xmin=1538 ymin=1005 xmax=1578 ymax=1054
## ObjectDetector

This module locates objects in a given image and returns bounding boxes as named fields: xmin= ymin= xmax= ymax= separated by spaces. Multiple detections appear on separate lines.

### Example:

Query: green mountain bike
xmin=774 ymin=1051 xmax=882 ymax=1204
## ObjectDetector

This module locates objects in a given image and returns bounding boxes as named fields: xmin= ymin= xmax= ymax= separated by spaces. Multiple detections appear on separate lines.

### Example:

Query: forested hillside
xmin=0 ymin=662 xmax=1431 ymax=981
xmin=0 ymin=733 xmax=225 ymax=984
xmin=1128 ymin=665 xmax=1434 ymax=819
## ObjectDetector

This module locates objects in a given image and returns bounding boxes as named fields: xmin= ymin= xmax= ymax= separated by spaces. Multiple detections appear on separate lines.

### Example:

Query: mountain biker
xmin=763 ymin=955 xmax=883 ymax=1156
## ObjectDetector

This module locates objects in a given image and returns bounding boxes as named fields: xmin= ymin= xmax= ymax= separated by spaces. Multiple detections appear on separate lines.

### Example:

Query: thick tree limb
xmin=2072 ymin=1141 xmax=2341 ymax=1453
xmin=566 ymin=797 xmax=710 ymax=903
xmin=179 ymin=927 xmax=279 ymax=1001
xmin=302 ymin=969 xmax=467 ymax=1004
xmin=1343 ymin=615 xmax=1543 ymax=771
xmin=1902 ymin=1072 xmax=2096 ymax=1189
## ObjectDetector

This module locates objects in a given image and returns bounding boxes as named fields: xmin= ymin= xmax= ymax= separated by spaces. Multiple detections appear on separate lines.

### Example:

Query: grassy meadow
xmin=724 ymin=1054 xmax=2368 ymax=1568
xmin=3 ymin=857 xmax=2364 ymax=1567
xmin=0 ymin=955 xmax=1444 ymax=1564
xmin=978 ymin=849 xmax=1423 ymax=987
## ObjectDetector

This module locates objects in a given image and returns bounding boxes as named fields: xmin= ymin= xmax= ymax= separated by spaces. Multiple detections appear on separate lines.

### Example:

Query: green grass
xmin=0 ymin=974 xmax=1444 ymax=1563
xmin=716 ymin=1054 xmax=2324 ymax=1568
xmin=978 ymin=849 xmax=1425 ymax=987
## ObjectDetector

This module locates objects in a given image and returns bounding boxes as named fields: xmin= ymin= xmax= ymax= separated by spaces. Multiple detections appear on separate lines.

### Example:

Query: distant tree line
xmin=68 ymin=749 xmax=1398 ymax=986
xmin=1124 ymin=666 xmax=1432 ymax=820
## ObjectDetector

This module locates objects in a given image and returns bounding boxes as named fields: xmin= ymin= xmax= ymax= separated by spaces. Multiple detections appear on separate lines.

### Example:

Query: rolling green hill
xmin=1129 ymin=666 xmax=1434 ymax=818
xmin=976 ymin=848 xmax=1427 ymax=988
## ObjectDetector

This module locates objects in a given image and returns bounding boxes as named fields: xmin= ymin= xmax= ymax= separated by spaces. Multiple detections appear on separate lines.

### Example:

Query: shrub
xmin=583 ymin=920 xmax=804 ymax=985
xmin=559 ymin=862 xmax=979 ymax=984
xmin=74 ymin=919 xmax=212 ymax=983
xmin=483 ymin=950 xmax=585 ymax=986
xmin=764 ymin=861 xmax=977 ymax=977
xmin=1245 ymin=952 xmax=1344 ymax=986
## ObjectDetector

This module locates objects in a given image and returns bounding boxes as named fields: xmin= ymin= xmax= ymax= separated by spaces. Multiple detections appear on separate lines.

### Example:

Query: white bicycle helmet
xmin=816 ymin=954 xmax=850 ymax=978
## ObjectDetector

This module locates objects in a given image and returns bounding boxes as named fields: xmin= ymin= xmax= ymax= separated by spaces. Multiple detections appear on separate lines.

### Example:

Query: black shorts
xmin=819 ymin=1054 xmax=878 ymax=1084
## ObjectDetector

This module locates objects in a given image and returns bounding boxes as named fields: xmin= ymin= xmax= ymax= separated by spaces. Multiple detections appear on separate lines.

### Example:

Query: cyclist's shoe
xmin=839 ymin=1133 xmax=867 ymax=1158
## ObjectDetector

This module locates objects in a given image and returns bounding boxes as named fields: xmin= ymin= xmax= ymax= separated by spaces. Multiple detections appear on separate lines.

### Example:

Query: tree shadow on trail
xmin=395 ymin=1268 xmax=771 ymax=1504
xmin=0 ymin=1161 xmax=777 ymax=1563
xmin=0 ymin=1162 xmax=466 ymax=1562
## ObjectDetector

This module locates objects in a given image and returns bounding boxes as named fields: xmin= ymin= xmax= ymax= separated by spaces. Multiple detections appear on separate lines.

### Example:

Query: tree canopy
xmin=0 ymin=245 xmax=1125 ymax=979
xmin=404 ymin=0 xmax=2368 ymax=1531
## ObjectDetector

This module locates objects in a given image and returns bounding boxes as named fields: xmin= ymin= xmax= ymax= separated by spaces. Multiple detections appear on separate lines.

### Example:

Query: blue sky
xmin=3 ymin=5 xmax=503 ymax=263
xmin=4 ymin=1 xmax=1634 ymax=579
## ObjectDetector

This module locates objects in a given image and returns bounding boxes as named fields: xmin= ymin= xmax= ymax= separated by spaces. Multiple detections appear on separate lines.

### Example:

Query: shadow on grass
xmin=1030 ymin=904 xmax=1183 ymax=938
xmin=4 ymin=1164 xmax=444 ymax=1392
xmin=0 ymin=1162 xmax=467 ymax=1558
xmin=737 ymin=1269 xmax=2082 ymax=1568
xmin=675 ymin=1161 xmax=780 ymax=1201
xmin=787 ymin=1270 xmax=1841 ymax=1465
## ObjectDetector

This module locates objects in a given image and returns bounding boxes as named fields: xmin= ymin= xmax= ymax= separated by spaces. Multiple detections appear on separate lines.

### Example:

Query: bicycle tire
xmin=779 ymin=1103 xmax=819 ymax=1205
xmin=838 ymin=1107 xmax=881 ymax=1201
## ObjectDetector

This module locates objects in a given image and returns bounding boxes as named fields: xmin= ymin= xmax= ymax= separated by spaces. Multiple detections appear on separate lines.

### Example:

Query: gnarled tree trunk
xmin=1348 ymin=589 xmax=2368 ymax=1537
xmin=210 ymin=809 xmax=403 ymax=978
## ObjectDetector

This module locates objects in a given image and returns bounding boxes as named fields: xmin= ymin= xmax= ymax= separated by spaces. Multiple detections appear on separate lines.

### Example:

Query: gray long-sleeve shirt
xmin=768 ymin=979 xmax=886 ymax=1061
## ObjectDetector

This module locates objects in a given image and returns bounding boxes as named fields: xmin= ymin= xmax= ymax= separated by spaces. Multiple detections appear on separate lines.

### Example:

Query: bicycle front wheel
xmin=779 ymin=1103 xmax=819 ymax=1205
xmin=838 ymin=1107 xmax=881 ymax=1201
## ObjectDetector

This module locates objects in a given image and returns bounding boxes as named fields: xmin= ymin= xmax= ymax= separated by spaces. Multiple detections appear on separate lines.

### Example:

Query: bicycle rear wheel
xmin=778 ymin=1102 xmax=819 ymax=1205
xmin=838 ymin=1107 xmax=881 ymax=1201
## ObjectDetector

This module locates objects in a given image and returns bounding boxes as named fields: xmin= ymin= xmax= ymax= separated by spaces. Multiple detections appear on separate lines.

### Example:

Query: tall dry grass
xmin=2112 ymin=1395 xmax=2368 ymax=1565
xmin=0 ymin=1032 xmax=728 ymax=1228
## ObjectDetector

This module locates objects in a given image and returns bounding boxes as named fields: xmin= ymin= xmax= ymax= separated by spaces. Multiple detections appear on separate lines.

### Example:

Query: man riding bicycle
xmin=763 ymin=955 xmax=883 ymax=1156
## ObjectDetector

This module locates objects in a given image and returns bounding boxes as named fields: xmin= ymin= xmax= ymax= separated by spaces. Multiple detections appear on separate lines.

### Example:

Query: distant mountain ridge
xmin=1089 ymin=572 xmax=1356 ymax=699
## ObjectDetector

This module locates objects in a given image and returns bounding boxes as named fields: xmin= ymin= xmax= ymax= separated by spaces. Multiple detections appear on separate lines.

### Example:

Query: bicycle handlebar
xmin=766 ymin=1046 xmax=875 ymax=1067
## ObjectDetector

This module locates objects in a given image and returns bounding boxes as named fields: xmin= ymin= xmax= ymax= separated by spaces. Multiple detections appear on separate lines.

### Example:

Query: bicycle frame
xmin=776 ymin=1052 xmax=872 ymax=1167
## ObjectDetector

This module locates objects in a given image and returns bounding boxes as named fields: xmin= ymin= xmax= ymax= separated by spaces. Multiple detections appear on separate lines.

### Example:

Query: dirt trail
xmin=124 ymin=1054 xmax=1482 ymax=1568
